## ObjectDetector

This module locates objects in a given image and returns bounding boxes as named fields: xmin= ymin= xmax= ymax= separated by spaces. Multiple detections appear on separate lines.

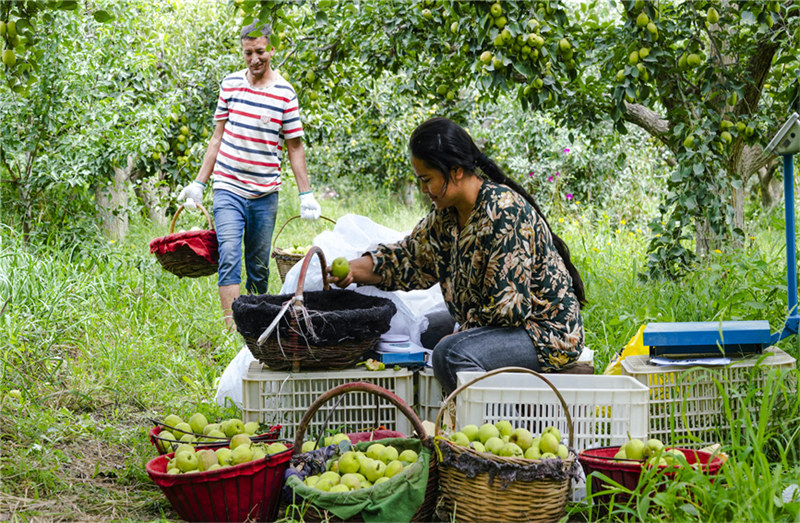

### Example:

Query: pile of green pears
xmin=447 ymin=421 xmax=569 ymax=460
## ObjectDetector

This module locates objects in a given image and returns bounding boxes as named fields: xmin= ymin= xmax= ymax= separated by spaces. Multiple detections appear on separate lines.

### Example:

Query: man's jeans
xmin=213 ymin=189 xmax=278 ymax=295
xmin=431 ymin=324 xmax=541 ymax=394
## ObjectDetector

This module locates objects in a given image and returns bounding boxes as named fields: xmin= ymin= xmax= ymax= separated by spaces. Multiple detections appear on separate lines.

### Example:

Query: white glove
xmin=178 ymin=181 xmax=206 ymax=210
xmin=299 ymin=191 xmax=321 ymax=221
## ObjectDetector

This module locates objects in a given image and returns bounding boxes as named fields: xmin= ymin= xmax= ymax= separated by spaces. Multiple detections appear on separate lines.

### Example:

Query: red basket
xmin=149 ymin=424 xmax=281 ymax=455
xmin=149 ymin=203 xmax=219 ymax=278
xmin=578 ymin=446 xmax=724 ymax=503
xmin=146 ymin=445 xmax=293 ymax=522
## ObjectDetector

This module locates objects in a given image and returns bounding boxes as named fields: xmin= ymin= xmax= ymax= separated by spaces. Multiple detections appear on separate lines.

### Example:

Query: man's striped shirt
xmin=211 ymin=70 xmax=304 ymax=199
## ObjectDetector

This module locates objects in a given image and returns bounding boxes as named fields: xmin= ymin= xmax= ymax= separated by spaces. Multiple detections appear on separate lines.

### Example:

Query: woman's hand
xmin=325 ymin=254 xmax=382 ymax=288
xmin=326 ymin=266 xmax=354 ymax=288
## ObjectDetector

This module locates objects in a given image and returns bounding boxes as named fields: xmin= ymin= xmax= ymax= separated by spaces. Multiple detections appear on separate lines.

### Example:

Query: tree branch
xmin=622 ymin=102 xmax=671 ymax=146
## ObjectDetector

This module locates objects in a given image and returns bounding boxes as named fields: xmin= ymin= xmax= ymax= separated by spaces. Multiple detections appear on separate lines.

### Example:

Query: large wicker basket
xmin=284 ymin=382 xmax=439 ymax=522
xmin=234 ymin=247 xmax=395 ymax=372
xmin=434 ymin=367 xmax=580 ymax=523
xmin=271 ymin=215 xmax=336 ymax=283
xmin=149 ymin=203 xmax=218 ymax=278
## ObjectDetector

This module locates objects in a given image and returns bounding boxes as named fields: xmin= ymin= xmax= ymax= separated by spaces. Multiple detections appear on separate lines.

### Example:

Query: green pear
xmin=301 ymin=440 xmax=318 ymax=452
xmin=461 ymin=424 xmax=480 ymax=441
xmin=175 ymin=450 xmax=199 ymax=472
xmin=156 ymin=430 xmax=177 ymax=454
xmin=478 ymin=423 xmax=500 ymax=443
xmin=188 ymin=413 xmax=208 ymax=434
xmin=470 ymin=441 xmax=486 ymax=453
xmin=450 ymin=432 xmax=470 ymax=447
xmin=267 ymin=442 xmax=288 ymax=455
xmin=364 ymin=460 xmax=387 ymax=483
xmin=172 ymin=422 xmax=193 ymax=439
xmin=498 ymin=442 xmax=523 ymax=457
xmin=315 ymin=478 xmax=334 ymax=491
xmin=485 ymin=436 xmax=505 ymax=455
xmin=644 ymin=438 xmax=664 ymax=458
xmin=509 ymin=428 xmax=534 ymax=451
xmin=539 ymin=433 xmax=559 ymax=455
xmin=366 ymin=443 xmax=386 ymax=460
xmin=163 ymin=414 xmax=183 ymax=430
xmin=495 ymin=420 xmax=513 ymax=438
xmin=542 ymin=426 xmax=562 ymax=443
xmin=338 ymin=451 xmax=360 ymax=474
xmin=305 ymin=475 xmax=320 ymax=488
xmin=231 ymin=444 xmax=254 ymax=465
xmin=230 ymin=433 xmax=251 ymax=450
xmin=378 ymin=445 xmax=399 ymax=463
xmin=398 ymin=449 xmax=418 ymax=463
xmin=319 ymin=471 xmax=341 ymax=485
xmin=215 ymin=447 xmax=232 ymax=465
xmin=384 ymin=460 xmax=405 ymax=478
xmin=330 ymin=484 xmax=350 ymax=493
xmin=625 ymin=438 xmax=646 ymax=461
xmin=244 ymin=421 xmax=259 ymax=435
xmin=251 ymin=445 xmax=267 ymax=461
xmin=524 ymin=445 xmax=541 ymax=460
xmin=340 ymin=473 xmax=362 ymax=490
xmin=557 ymin=444 xmax=569 ymax=459
xmin=203 ymin=423 xmax=221 ymax=436
xmin=196 ymin=449 xmax=218 ymax=471
xmin=373 ymin=476 xmax=390 ymax=485
xmin=224 ymin=418 xmax=245 ymax=437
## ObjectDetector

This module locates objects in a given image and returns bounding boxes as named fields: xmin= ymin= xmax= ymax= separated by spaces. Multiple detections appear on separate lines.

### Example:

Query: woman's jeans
xmin=428 ymin=315 xmax=541 ymax=394
xmin=213 ymin=189 xmax=278 ymax=295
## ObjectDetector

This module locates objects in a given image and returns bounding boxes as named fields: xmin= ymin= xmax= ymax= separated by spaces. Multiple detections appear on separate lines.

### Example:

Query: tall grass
xmin=1 ymin=185 xmax=799 ymax=520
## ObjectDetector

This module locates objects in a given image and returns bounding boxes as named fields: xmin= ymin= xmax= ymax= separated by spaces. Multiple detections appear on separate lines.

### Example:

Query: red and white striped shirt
xmin=211 ymin=70 xmax=304 ymax=199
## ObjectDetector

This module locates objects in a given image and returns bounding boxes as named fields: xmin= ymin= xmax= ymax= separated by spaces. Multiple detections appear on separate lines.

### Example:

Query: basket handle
xmin=293 ymin=246 xmax=330 ymax=303
xmin=169 ymin=203 xmax=214 ymax=233
xmin=272 ymin=214 xmax=336 ymax=248
xmin=433 ymin=366 xmax=574 ymax=449
xmin=291 ymin=381 xmax=429 ymax=455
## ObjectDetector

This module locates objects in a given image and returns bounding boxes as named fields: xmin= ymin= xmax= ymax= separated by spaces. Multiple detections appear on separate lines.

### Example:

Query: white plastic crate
xmin=621 ymin=346 xmax=797 ymax=447
xmin=454 ymin=372 xmax=650 ymax=452
xmin=242 ymin=363 xmax=415 ymax=441
xmin=416 ymin=367 xmax=445 ymax=423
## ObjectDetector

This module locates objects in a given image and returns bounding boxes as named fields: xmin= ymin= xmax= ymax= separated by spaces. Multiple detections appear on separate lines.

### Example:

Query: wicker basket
xmin=434 ymin=367 xmax=579 ymax=523
xmin=149 ymin=203 xmax=218 ymax=278
xmin=285 ymin=381 xmax=439 ymax=522
xmin=238 ymin=247 xmax=393 ymax=372
xmin=271 ymin=215 xmax=336 ymax=283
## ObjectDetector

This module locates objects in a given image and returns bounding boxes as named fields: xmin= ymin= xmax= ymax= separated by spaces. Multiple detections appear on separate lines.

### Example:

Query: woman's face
xmin=412 ymin=156 xmax=455 ymax=209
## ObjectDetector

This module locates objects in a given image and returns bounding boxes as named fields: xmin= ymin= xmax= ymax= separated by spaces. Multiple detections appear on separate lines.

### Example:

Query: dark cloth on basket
xmin=233 ymin=290 xmax=396 ymax=345
xmin=149 ymin=230 xmax=219 ymax=264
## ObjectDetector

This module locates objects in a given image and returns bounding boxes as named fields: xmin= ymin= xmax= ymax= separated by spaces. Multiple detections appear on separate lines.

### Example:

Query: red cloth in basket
xmin=149 ymin=230 xmax=218 ymax=264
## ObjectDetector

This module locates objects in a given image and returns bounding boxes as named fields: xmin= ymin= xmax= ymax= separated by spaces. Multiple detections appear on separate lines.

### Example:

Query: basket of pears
xmin=578 ymin=436 xmax=725 ymax=502
xmin=271 ymin=214 xmax=336 ymax=283
xmin=282 ymin=382 xmax=439 ymax=522
xmin=145 ymin=434 xmax=293 ymax=522
xmin=434 ymin=367 xmax=583 ymax=523
xmin=149 ymin=412 xmax=280 ymax=455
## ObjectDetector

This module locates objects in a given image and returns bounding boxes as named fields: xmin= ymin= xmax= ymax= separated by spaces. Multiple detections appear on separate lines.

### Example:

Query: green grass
xmin=1 ymin=186 xmax=800 ymax=521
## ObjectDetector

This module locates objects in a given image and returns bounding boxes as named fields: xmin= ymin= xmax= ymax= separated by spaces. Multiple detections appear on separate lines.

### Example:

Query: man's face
xmin=241 ymin=37 xmax=274 ymax=79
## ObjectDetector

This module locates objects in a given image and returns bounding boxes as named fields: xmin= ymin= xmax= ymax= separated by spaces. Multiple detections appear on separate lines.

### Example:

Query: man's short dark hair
xmin=240 ymin=22 xmax=272 ymax=41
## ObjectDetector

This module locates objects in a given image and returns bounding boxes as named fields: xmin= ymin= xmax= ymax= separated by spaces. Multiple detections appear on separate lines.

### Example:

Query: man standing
xmin=179 ymin=22 xmax=320 ymax=328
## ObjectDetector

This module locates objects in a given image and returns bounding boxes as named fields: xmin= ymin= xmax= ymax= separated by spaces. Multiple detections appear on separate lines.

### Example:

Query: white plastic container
xmin=621 ymin=346 xmax=796 ymax=447
xmin=416 ymin=367 xmax=445 ymax=424
xmin=242 ymin=363 xmax=415 ymax=440
xmin=454 ymin=372 xmax=650 ymax=451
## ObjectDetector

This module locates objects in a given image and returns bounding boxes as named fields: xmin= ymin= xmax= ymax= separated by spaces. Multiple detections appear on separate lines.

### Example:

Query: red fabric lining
xmin=149 ymin=230 xmax=219 ymax=264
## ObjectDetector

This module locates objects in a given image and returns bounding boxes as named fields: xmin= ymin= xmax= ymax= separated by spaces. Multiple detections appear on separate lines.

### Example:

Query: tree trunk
xmin=758 ymin=161 xmax=782 ymax=211
xmin=96 ymin=156 xmax=133 ymax=241
xmin=696 ymin=217 xmax=712 ymax=256
xmin=731 ymin=182 xmax=745 ymax=247
xmin=132 ymin=164 xmax=170 ymax=228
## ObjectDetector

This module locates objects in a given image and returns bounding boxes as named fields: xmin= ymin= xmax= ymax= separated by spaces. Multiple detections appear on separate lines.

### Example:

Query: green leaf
xmin=93 ymin=10 xmax=115 ymax=23
xmin=270 ymin=33 xmax=281 ymax=49
xmin=741 ymin=10 xmax=756 ymax=25
xmin=693 ymin=163 xmax=704 ymax=175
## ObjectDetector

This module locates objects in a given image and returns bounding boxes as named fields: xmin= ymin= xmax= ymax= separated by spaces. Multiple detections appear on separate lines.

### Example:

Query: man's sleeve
xmin=282 ymin=89 xmax=304 ymax=139
xmin=214 ymin=79 xmax=229 ymax=121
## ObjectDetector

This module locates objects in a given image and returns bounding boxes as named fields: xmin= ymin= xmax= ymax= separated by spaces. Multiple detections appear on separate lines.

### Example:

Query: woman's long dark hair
xmin=409 ymin=117 xmax=586 ymax=305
